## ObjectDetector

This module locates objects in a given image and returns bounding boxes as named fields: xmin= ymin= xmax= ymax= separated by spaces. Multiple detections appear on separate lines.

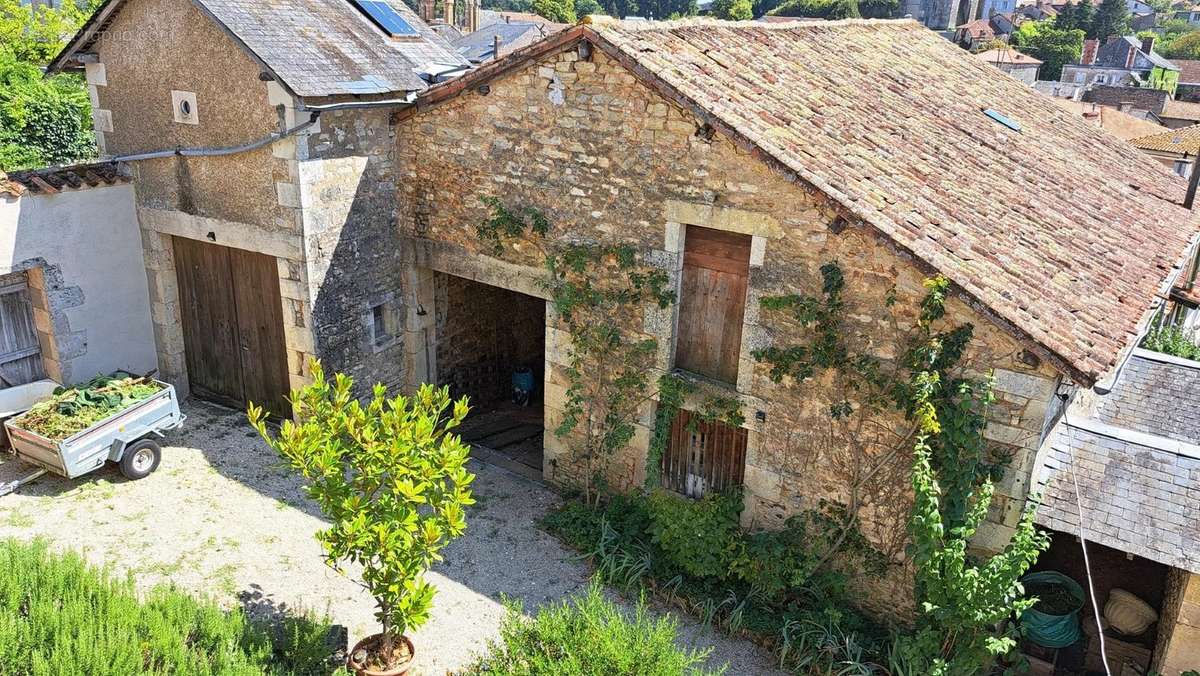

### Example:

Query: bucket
xmin=1020 ymin=571 xmax=1085 ymax=648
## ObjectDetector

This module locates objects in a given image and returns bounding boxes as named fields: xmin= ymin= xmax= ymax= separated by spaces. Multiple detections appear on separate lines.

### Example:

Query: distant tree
xmin=599 ymin=0 xmax=639 ymax=16
xmin=1091 ymin=0 xmax=1130 ymax=41
xmin=1055 ymin=1 xmax=1077 ymax=29
xmin=1165 ymin=30 xmax=1200 ymax=58
xmin=1012 ymin=20 xmax=1084 ymax=79
xmin=0 ymin=0 xmax=96 ymax=65
xmin=637 ymin=0 xmax=696 ymax=18
xmin=480 ymin=0 xmax=535 ymax=10
xmin=752 ymin=0 xmax=783 ymax=14
xmin=532 ymin=0 xmax=576 ymax=21
xmin=0 ymin=52 xmax=95 ymax=171
xmin=771 ymin=0 xmax=859 ymax=19
xmin=1075 ymin=0 xmax=1095 ymax=35
xmin=858 ymin=0 xmax=896 ymax=18
xmin=712 ymin=0 xmax=752 ymax=18
xmin=574 ymin=0 xmax=605 ymax=15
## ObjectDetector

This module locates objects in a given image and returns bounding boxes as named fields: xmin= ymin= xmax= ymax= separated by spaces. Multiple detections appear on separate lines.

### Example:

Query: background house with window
xmin=1129 ymin=124 xmax=1200 ymax=176
xmin=1061 ymin=36 xmax=1180 ymax=95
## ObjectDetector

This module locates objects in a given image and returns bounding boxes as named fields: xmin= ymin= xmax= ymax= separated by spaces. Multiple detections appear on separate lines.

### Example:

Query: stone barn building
xmin=50 ymin=6 xmax=1200 ymax=658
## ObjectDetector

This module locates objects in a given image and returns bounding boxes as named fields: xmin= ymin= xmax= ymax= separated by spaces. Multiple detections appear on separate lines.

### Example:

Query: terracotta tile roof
xmin=1173 ymin=58 xmax=1200 ymax=83
xmin=1054 ymin=100 xmax=1167 ymax=140
xmin=974 ymin=47 xmax=1040 ymax=65
xmin=1131 ymin=123 xmax=1200 ymax=155
xmin=3 ymin=161 xmax=129 ymax=195
xmin=416 ymin=18 xmax=1200 ymax=384
xmin=958 ymin=18 xmax=995 ymax=39
xmin=1162 ymin=99 xmax=1200 ymax=122
xmin=590 ymin=18 xmax=1200 ymax=384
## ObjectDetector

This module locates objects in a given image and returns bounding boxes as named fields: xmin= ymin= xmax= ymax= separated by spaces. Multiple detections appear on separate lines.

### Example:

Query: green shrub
xmin=0 ymin=51 xmax=95 ymax=171
xmin=0 ymin=538 xmax=339 ymax=675
xmin=250 ymin=361 xmax=475 ymax=671
xmin=465 ymin=582 xmax=721 ymax=675
xmin=769 ymin=0 xmax=859 ymax=19
xmin=1142 ymin=323 xmax=1200 ymax=361
xmin=645 ymin=489 xmax=741 ymax=579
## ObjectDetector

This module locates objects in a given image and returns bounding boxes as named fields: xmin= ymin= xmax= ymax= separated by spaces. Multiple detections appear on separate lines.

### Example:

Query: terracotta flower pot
xmin=346 ymin=633 xmax=415 ymax=676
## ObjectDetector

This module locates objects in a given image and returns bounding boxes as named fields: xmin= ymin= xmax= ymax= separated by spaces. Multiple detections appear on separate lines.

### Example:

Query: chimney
xmin=1126 ymin=41 xmax=1136 ymax=69
xmin=493 ymin=35 xmax=502 ymax=60
xmin=1081 ymin=38 xmax=1098 ymax=65
xmin=443 ymin=0 xmax=453 ymax=26
xmin=419 ymin=0 xmax=434 ymax=21
xmin=1141 ymin=35 xmax=1156 ymax=55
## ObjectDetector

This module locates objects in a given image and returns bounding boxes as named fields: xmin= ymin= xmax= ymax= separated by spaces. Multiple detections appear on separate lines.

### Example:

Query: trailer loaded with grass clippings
xmin=1 ymin=373 xmax=184 ymax=496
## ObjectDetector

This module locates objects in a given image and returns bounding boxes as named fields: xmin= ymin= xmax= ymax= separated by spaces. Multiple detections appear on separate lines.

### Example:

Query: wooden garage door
xmin=675 ymin=226 xmax=751 ymax=384
xmin=173 ymin=238 xmax=290 ymax=418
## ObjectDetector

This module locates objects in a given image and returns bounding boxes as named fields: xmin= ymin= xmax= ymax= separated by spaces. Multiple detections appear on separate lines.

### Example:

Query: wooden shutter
xmin=0 ymin=279 xmax=45 ymax=388
xmin=675 ymin=226 xmax=751 ymax=384
xmin=660 ymin=409 xmax=747 ymax=499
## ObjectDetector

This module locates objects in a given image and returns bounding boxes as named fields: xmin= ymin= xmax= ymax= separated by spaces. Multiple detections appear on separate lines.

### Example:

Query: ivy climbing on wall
xmin=478 ymin=197 xmax=674 ymax=505
xmin=754 ymin=263 xmax=1049 ymax=673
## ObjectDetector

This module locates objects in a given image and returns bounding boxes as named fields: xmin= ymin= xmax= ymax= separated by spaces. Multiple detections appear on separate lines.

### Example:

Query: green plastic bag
xmin=1020 ymin=571 xmax=1085 ymax=648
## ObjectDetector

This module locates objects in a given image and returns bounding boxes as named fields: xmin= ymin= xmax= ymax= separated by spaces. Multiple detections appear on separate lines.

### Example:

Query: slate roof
xmin=1162 ymin=99 xmax=1200 ymax=122
xmin=1096 ymin=349 xmax=1200 ymax=443
xmin=49 ymin=0 xmax=468 ymax=98
xmin=1036 ymin=417 xmax=1200 ymax=573
xmin=454 ymin=22 xmax=548 ymax=63
xmin=1131 ymin=123 xmax=1200 ymax=155
xmin=2 ymin=162 xmax=129 ymax=196
xmin=583 ymin=18 xmax=1199 ymax=384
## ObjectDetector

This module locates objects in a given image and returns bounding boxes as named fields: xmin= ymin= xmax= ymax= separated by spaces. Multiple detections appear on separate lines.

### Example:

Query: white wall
xmin=0 ymin=184 xmax=157 ymax=384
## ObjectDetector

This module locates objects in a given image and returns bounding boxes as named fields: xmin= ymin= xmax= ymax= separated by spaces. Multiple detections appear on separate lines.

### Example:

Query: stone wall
xmin=1157 ymin=568 xmax=1200 ymax=674
xmin=296 ymin=106 xmax=407 ymax=392
xmin=395 ymin=40 xmax=1065 ymax=615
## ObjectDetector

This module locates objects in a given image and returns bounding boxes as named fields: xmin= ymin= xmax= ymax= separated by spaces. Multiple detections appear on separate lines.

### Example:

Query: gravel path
xmin=0 ymin=401 xmax=783 ymax=675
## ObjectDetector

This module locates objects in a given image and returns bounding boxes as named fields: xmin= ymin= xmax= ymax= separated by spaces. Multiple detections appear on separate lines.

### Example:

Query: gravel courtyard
xmin=0 ymin=400 xmax=782 ymax=675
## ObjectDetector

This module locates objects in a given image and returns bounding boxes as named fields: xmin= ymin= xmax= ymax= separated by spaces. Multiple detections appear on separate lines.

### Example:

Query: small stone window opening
xmin=660 ymin=409 xmax=747 ymax=499
xmin=367 ymin=300 xmax=400 ymax=352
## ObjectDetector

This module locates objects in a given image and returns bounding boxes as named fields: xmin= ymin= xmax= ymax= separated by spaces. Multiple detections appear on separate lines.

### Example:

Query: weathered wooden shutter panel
xmin=661 ymin=408 xmax=747 ymax=498
xmin=0 ymin=280 xmax=46 ymax=388
xmin=675 ymin=226 xmax=751 ymax=384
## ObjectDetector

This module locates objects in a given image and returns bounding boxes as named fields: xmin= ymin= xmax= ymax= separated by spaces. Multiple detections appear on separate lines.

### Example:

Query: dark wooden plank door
xmin=173 ymin=238 xmax=290 ymax=417
xmin=675 ymin=226 xmax=751 ymax=384
xmin=228 ymin=247 xmax=291 ymax=419
xmin=174 ymin=237 xmax=244 ymax=408
xmin=661 ymin=409 xmax=748 ymax=498
xmin=0 ymin=279 xmax=46 ymax=387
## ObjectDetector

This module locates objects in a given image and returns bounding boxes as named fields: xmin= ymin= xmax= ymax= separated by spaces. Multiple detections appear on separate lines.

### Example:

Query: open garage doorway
xmin=434 ymin=272 xmax=546 ymax=477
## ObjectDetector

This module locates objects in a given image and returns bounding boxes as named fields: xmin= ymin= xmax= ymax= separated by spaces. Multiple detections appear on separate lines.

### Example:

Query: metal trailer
xmin=0 ymin=381 xmax=184 ymax=496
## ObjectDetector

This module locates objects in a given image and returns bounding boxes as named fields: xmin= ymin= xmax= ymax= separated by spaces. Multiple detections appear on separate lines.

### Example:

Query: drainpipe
xmin=493 ymin=35 xmax=503 ymax=61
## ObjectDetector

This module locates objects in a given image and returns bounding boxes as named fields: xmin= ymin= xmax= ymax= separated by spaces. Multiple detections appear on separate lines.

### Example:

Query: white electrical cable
xmin=1059 ymin=400 xmax=1112 ymax=676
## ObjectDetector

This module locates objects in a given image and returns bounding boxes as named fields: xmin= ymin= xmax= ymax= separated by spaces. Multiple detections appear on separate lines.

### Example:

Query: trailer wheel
xmin=119 ymin=439 xmax=161 ymax=480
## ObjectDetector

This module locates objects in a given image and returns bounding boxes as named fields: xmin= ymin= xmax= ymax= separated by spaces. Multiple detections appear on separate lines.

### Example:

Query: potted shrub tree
xmin=249 ymin=360 xmax=475 ymax=676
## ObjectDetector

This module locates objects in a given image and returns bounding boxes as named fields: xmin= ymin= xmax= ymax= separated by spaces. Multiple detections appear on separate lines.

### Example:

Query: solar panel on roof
xmin=352 ymin=0 xmax=420 ymax=37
